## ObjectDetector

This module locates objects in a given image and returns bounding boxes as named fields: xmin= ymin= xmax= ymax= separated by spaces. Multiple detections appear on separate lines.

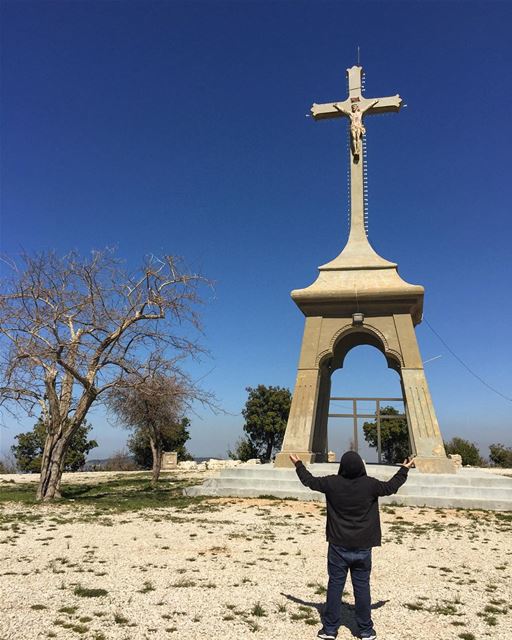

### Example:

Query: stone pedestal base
xmin=414 ymin=456 xmax=456 ymax=474
xmin=161 ymin=451 xmax=178 ymax=470
xmin=274 ymin=452 xmax=317 ymax=468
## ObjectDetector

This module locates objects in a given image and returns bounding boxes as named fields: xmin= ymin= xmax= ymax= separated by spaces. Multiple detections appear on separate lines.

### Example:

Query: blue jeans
xmin=323 ymin=543 xmax=375 ymax=638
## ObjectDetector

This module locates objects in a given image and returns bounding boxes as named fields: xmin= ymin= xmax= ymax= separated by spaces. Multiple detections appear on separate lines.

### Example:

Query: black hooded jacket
xmin=295 ymin=452 xmax=408 ymax=548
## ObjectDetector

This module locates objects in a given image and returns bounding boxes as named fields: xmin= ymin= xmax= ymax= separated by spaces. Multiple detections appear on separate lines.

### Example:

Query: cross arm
xmin=310 ymin=99 xmax=351 ymax=121
xmin=365 ymin=94 xmax=403 ymax=115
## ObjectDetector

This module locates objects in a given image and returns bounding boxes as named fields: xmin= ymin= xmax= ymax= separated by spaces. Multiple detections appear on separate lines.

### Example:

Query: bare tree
xmin=0 ymin=249 xmax=209 ymax=501
xmin=107 ymin=355 xmax=213 ymax=486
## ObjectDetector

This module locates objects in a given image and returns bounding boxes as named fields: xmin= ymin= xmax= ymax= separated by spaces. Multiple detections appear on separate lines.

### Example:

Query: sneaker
xmin=317 ymin=630 xmax=337 ymax=640
xmin=361 ymin=635 xmax=377 ymax=640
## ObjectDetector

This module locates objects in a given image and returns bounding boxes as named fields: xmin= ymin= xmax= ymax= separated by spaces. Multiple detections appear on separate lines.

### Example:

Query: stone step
xmin=209 ymin=467 xmax=512 ymax=488
xmin=196 ymin=476 xmax=512 ymax=500
xmin=184 ymin=483 xmax=512 ymax=511
xmin=184 ymin=464 xmax=512 ymax=511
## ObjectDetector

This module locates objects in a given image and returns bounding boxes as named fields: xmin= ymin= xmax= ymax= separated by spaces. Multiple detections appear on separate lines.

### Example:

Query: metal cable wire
xmin=424 ymin=318 xmax=512 ymax=403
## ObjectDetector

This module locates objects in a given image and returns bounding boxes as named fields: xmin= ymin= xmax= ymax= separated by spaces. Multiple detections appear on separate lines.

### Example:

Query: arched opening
xmin=319 ymin=332 xmax=406 ymax=463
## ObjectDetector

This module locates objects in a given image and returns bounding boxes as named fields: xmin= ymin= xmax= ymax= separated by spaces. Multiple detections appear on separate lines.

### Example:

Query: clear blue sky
xmin=1 ymin=0 xmax=511 ymax=461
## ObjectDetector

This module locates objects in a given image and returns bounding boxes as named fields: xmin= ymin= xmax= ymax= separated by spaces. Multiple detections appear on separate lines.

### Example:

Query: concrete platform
xmin=184 ymin=463 xmax=512 ymax=511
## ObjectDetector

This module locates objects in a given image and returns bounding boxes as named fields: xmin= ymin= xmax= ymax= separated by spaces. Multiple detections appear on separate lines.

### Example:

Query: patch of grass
xmin=31 ymin=604 xmax=47 ymax=610
xmin=172 ymin=578 xmax=196 ymax=588
xmin=0 ymin=483 xmax=38 ymax=505
xmin=208 ymin=545 xmax=229 ymax=555
xmin=432 ymin=602 xmax=458 ymax=615
xmin=311 ymin=582 xmax=326 ymax=595
xmin=484 ymin=604 xmax=507 ymax=614
xmin=495 ymin=512 xmax=512 ymax=523
xmin=304 ymin=617 xmax=318 ymax=625
xmin=458 ymin=634 xmax=475 ymax=640
xmin=138 ymin=580 xmax=156 ymax=593
xmin=0 ymin=474 xmax=209 ymax=512
xmin=245 ymin=619 xmax=260 ymax=632
xmin=489 ymin=598 xmax=507 ymax=606
xmin=74 ymin=585 xmax=108 ymax=598
xmin=71 ymin=624 xmax=89 ymax=634
xmin=290 ymin=605 xmax=316 ymax=622
xmin=113 ymin=613 xmax=129 ymax=624
xmin=58 ymin=606 xmax=79 ymax=615
xmin=251 ymin=602 xmax=266 ymax=617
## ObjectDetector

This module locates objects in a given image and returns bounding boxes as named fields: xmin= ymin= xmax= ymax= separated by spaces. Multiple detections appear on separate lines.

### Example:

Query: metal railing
xmin=328 ymin=397 xmax=407 ymax=464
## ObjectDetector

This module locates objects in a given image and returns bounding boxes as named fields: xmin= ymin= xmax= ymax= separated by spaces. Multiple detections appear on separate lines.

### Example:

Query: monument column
xmin=311 ymin=365 xmax=331 ymax=460
xmin=394 ymin=314 xmax=454 ymax=472
xmin=275 ymin=317 xmax=323 ymax=466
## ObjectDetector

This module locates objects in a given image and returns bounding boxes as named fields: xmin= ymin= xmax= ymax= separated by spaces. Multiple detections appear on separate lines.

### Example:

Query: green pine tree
xmin=12 ymin=418 xmax=98 ymax=473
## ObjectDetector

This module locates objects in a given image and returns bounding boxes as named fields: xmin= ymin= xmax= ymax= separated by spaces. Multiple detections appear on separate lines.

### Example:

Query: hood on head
xmin=338 ymin=451 xmax=367 ymax=478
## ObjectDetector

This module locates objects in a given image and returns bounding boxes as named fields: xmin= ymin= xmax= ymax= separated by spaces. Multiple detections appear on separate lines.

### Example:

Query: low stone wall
xmin=177 ymin=458 xmax=262 ymax=472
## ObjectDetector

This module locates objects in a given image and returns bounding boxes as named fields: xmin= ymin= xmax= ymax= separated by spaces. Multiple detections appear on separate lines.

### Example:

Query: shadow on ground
xmin=282 ymin=592 xmax=388 ymax=637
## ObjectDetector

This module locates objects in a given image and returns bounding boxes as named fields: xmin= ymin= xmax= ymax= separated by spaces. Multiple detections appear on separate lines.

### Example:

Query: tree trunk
xmin=37 ymin=429 xmax=68 ymax=501
xmin=265 ymin=435 xmax=274 ymax=462
xmin=149 ymin=435 xmax=162 ymax=487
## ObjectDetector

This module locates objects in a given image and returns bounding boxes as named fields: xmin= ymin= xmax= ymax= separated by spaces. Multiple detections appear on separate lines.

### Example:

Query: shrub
xmin=363 ymin=406 xmax=410 ymax=463
xmin=488 ymin=443 xmax=512 ymax=468
xmin=444 ymin=437 xmax=483 ymax=466
xmin=237 ymin=385 xmax=291 ymax=461
xmin=102 ymin=449 xmax=139 ymax=471
xmin=0 ymin=454 xmax=17 ymax=474
xmin=127 ymin=418 xmax=193 ymax=469
xmin=227 ymin=437 xmax=259 ymax=462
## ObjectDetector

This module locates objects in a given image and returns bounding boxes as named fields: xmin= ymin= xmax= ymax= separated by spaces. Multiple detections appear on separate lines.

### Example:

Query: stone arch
xmin=316 ymin=323 xmax=403 ymax=373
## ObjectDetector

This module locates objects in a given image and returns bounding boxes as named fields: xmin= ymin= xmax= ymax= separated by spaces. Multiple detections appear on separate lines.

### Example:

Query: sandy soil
xmin=0 ymin=473 xmax=510 ymax=640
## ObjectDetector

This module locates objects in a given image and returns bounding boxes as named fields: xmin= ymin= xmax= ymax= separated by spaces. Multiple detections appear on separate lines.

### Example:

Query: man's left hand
xmin=289 ymin=453 xmax=301 ymax=465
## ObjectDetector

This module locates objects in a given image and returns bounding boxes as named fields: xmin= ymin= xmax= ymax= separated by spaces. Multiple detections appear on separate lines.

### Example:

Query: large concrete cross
xmin=311 ymin=66 xmax=402 ymax=243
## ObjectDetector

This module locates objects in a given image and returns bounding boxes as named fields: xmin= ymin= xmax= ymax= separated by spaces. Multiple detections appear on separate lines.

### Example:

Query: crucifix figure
xmin=310 ymin=66 xmax=403 ymax=241
xmin=311 ymin=65 xmax=402 ymax=158
xmin=342 ymin=100 xmax=378 ymax=156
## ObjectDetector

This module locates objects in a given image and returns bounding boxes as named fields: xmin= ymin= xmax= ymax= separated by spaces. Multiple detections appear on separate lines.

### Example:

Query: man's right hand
xmin=289 ymin=453 xmax=301 ymax=465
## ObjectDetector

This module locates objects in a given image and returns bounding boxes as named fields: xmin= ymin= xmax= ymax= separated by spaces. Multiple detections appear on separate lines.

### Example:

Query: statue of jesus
xmin=335 ymin=99 xmax=379 ymax=157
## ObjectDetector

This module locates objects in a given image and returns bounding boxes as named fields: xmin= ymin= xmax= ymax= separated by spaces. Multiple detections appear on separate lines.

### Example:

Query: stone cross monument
xmin=275 ymin=65 xmax=455 ymax=474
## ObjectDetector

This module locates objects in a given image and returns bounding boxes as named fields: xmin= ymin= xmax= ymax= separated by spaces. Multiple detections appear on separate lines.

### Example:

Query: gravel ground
xmin=0 ymin=475 xmax=511 ymax=640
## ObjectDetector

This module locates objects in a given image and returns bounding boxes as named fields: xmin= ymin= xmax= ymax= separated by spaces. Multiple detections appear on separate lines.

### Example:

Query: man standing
xmin=290 ymin=451 xmax=415 ymax=640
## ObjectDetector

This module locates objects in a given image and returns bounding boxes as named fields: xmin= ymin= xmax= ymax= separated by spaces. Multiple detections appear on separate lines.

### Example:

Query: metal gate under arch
xmin=328 ymin=397 xmax=408 ymax=463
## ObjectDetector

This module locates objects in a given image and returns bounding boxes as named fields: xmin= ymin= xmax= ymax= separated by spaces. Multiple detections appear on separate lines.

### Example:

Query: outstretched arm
xmin=333 ymin=103 xmax=350 ymax=116
xmin=290 ymin=454 xmax=330 ymax=494
xmin=371 ymin=457 xmax=415 ymax=497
